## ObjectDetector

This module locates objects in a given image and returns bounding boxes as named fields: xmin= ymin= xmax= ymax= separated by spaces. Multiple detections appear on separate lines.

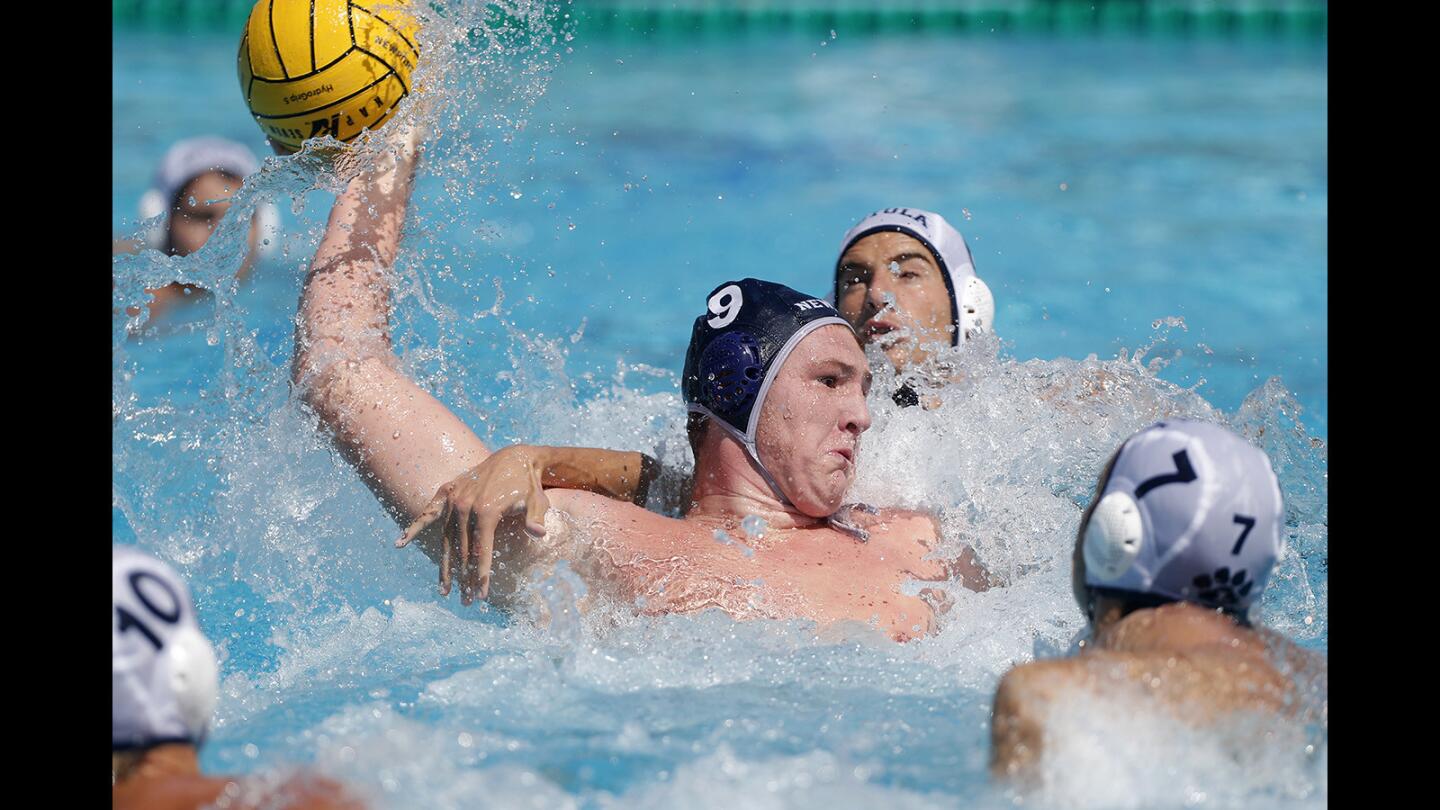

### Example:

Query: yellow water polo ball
xmin=238 ymin=0 xmax=420 ymax=153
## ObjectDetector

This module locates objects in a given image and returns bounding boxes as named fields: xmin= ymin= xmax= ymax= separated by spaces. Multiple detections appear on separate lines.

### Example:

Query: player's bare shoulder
xmin=542 ymin=488 xmax=692 ymax=558
xmin=852 ymin=505 xmax=942 ymax=546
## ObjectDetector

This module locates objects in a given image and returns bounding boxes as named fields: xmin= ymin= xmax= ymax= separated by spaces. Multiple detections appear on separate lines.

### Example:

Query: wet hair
xmin=112 ymin=750 xmax=143 ymax=783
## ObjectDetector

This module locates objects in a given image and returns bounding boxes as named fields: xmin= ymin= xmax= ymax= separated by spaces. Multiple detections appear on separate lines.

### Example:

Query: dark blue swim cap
xmin=682 ymin=278 xmax=853 ymax=458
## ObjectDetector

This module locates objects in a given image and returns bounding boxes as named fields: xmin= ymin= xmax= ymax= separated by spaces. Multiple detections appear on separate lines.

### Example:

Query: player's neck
xmin=1093 ymin=600 xmax=1248 ymax=652
xmin=115 ymin=743 xmax=201 ymax=784
xmin=688 ymin=433 xmax=820 ymax=531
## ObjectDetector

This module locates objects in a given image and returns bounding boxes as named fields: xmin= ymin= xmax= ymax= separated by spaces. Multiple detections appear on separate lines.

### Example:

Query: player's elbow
xmin=291 ymin=329 xmax=337 ymax=403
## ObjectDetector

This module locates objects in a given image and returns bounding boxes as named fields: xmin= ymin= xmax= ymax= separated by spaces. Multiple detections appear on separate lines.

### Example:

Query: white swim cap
xmin=137 ymin=136 xmax=279 ymax=257
xmin=1082 ymin=421 xmax=1285 ymax=616
xmin=112 ymin=546 xmax=219 ymax=751
xmin=834 ymin=207 xmax=995 ymax=345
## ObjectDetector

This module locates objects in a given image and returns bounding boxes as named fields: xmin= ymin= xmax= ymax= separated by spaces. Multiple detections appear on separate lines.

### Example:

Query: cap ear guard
xmin=698 ymin=330 xmax=765 ymax=418
xmin=957 ymin=275 xmax=994 ymax=341
xmin=1083 ymin=490 xmax=1144 ymax=582
xmin=163 ymin=625 xmax=220 ymax=745
xmin=138 ymin=189 xmax=168 ymax=251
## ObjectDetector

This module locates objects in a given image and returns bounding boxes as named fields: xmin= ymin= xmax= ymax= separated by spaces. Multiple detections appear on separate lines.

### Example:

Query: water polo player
xmin=294 ymin=128 xmax=988 ymax=640
xmin=832 ymin=207 xmax=995 ymax=375
xmin=988 ymin=421 xmax=1326 ymax=780
xmin=114 ymin=136 xmax=278 ymax=319
xmin=114 ymin=547 xmax=363 ymax=809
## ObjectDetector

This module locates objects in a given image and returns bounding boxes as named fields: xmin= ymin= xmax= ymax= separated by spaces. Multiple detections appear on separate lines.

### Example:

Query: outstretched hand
xmin=396 ymin=446 xmax=552 ymax=604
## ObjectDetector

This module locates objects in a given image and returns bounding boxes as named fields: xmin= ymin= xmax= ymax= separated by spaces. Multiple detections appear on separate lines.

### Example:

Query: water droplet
xmin=392 ymin=430 xmax=402 ymax=439
xmin=243 ymin=743 xmax=259 ymax=758
xmin=567 ymin=222 xmax=576 ymax=231
xmin=1059 ymin=182 xmax=1069 ymax=191
xmin=741 ymin=514 xmax=767 ymax=539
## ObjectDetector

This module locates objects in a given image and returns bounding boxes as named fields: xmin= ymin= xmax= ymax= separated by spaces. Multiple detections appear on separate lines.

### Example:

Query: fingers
xmin=462 ymin=543 xmax=482 ymax=606
xmin=476 ymin=511 xmax=501 ymax=601
xmin=438 ymin=501 xmax=453 ymax=597
xmin=458 ymin=508 xmax=490 ymax=605
xmin=397 ymin=494 xmax=446 ymax=548
xmin=524 ymin=486 xmax=551 ymax=539
xmin=458 ymin=502 xmax=474 ymax=605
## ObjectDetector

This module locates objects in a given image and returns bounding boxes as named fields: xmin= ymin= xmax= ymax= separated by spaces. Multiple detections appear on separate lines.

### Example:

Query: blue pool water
xmin=113 ymin=8 xmax=1326 ymax=808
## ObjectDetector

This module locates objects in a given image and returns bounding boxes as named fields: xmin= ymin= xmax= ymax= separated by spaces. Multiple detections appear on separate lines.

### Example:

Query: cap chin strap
xmin=688 ymin=402 xmax=794 ymax=507
xmin=686 ymin=407 xmax=870 ymax=543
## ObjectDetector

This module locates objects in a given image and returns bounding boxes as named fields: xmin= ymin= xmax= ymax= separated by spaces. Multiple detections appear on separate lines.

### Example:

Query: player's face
xmin=755 ymin=325 xmax=872 ymax=517
xmin=167 ymin=171 xmax=258 ymax=257
xmin=835 ymin=232 xmax=954 ymax=370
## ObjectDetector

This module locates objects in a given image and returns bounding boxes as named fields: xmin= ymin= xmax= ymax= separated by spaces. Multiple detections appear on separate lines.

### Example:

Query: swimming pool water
xmin=113 ymin=9 xmax=1326 ymax=808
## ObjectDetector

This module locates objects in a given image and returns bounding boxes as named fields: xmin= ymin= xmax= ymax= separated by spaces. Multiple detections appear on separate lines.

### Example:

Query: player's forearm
xmin=288 ymin=131 xmax=496 ymax=523
xmin=294 ymin=137 xmax=421 ymax=386
xmin=531 ymin=446 xmax=659 ymax=505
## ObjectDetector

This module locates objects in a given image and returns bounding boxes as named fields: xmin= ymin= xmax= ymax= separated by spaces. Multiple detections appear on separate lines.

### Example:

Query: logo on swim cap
xmin=1081 ymin=421 xmax=1285 ymax=616
xmin=699 ymin=330 xmax=765 ymax=418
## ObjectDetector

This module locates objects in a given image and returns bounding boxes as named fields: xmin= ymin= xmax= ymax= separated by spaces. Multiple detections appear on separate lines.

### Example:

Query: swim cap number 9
xmin=707 ymin=285 xmax=744 ymax=328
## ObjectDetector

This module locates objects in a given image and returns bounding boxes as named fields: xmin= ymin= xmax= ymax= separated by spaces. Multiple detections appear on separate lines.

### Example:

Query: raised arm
xmin=292 ymin=128 xmax=492 ymax=581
